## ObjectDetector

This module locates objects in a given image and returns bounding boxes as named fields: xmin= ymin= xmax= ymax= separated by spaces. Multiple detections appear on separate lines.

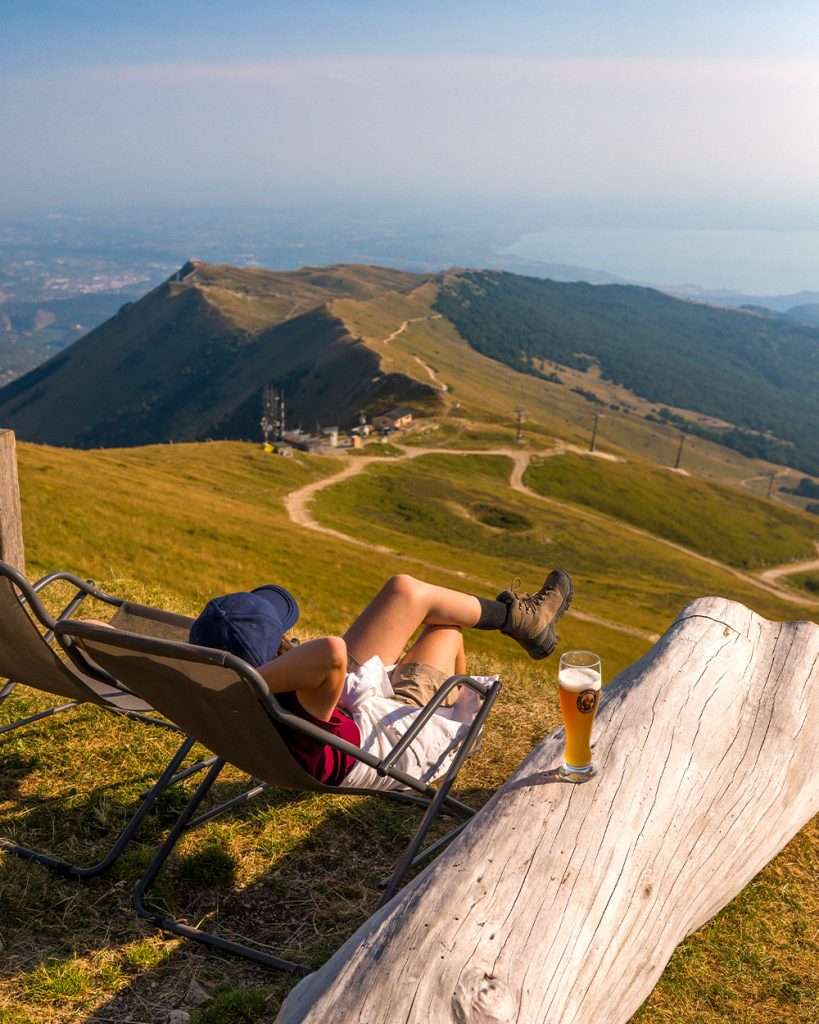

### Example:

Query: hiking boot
xmin=497 ymin=569 xmax=573 ymax=660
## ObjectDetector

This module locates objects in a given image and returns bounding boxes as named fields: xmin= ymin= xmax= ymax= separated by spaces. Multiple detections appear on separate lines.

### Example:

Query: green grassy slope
xmin=525 ymin=453 xmax=819 ymax=570
xmin=1 ymin=440 xmax=816 ymax=1024
xmin=335 ymin=283 xmax=785 ymax=487
xmin=16 ymin=442 xmax=638 ymax=663
xmin=311 ymin=453 xmax=815 ymax=634
xmin=786 ymin=570 xmax=819 ymax=596
xmin=435 ymin=270 xmax=819 ymax=474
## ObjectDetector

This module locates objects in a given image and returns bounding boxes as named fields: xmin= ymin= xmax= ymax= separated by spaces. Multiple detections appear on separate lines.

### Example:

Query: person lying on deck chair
xmin=187 ymin=570 xmax=573 ymax=791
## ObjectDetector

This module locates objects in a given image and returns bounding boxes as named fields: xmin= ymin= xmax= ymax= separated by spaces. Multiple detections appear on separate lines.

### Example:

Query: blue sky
xmin=3 ymin=1 xmax=819 ymax=270
xmin=3 ymin=2 xmax=819 ymax=68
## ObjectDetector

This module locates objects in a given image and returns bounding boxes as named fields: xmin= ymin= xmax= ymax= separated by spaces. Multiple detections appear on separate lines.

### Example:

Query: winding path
xmin=285 ymin=446 xmax=656 ymax=641
xmin=413 ymin=355 xmax=448 ymax=391
xmin=758 ymin=543 xmax=819 ymax=584
xmin=381 ymin=313 xmax=442 ymax=346
xmin=510 ymin=454 xmax=819 ymax=609
xmin=285 ymin=444 xmax=819 ymax=620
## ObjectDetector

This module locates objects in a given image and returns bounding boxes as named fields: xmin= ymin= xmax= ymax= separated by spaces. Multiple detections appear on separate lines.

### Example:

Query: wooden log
xmin=0 ymin=429 xmax=24 ymax=573
xmin=277 ymin=597 xmax=819 ymax=1024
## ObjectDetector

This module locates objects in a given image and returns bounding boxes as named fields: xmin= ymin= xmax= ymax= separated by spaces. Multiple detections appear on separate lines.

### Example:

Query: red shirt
xmin=275 ymin=691 xmax=361 ymax=786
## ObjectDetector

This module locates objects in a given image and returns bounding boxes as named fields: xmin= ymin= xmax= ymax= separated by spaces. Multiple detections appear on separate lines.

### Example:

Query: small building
xmin=322 ymin=426 xmax=339 ymax=448
xmin=372 ymin=407 xmax=414 ymax=431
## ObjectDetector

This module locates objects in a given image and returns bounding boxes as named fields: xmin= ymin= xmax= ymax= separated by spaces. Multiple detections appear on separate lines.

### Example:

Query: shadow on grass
xmin=1 ymin=732 xmax=494 ymax=1024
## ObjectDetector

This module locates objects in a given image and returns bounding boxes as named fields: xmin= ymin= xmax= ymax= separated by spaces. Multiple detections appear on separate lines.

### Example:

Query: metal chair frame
xmin=0 ymin=562 xmax=213 ymax=878
xmin=58 ymin=619 xmax=501 ymax=975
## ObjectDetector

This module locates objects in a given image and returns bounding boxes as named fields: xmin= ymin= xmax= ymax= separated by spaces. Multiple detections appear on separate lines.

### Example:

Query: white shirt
xmin=340 ymin=655 xmax=497 ymax=791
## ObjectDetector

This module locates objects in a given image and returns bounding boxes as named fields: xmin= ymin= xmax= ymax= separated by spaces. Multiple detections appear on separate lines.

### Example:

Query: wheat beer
xmin=558 ymin=651 xmax=602 ymax=780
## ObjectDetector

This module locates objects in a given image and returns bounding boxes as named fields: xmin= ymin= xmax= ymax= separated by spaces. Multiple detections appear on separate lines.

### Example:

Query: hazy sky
xmin=2 ymin=2 xmax=817 ymax=206
xmin=3 ymin=3 xmax=819 ymax=289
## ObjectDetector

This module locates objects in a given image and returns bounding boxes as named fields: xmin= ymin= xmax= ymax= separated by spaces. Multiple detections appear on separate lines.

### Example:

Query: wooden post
xmin=0 ymin=429 xmax=25 ymax=573
xmin=277 ymin=597 xmax=819 ymax=1024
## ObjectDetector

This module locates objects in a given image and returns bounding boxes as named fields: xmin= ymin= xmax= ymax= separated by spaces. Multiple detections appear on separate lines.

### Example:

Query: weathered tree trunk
xmin=0 ymin=429 xmax=25 ymax=573
xmin=277 ymin=597 xmax=819 ymax=1024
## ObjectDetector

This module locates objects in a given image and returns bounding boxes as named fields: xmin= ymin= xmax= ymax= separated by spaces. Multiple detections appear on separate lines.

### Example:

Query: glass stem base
xmin=558 ymin=761 xmax=597 ymax=783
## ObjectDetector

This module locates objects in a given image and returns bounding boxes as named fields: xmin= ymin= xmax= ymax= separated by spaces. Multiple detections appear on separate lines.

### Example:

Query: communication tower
xmin=276 ymin=390 xmax=286 ymax=441
xmin=260 ymin=385 xmax=275 ymax=445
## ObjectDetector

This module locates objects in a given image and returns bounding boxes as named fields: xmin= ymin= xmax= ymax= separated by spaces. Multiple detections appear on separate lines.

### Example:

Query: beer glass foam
xmin=557 ymin=666 xmax=601 ymax=693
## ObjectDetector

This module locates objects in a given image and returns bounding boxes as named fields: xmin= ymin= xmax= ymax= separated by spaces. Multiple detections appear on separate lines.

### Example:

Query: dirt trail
xmin=758 ymin=543 xmax=819 ymax=584
xmin=413 ymin=355 xmax=448 ymax=391
xmin=286 ymin=445 xmax=659 ymax=642
xmin=382 ymin=313 xmax=442 ymax=346
xmin=286 ymin=444 xmax=819 ymax=615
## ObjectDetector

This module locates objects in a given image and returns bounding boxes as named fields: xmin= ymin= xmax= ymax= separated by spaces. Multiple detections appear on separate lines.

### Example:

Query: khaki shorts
xmin=348 ymin=656 xmax=459 ymax=709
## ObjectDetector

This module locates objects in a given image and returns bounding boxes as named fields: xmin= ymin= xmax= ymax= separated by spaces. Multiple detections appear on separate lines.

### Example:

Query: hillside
xmin=2 ymin=438 xmax=817 ymax=1024
xmin=435 ymin=270 xmax=819 ymax=474
xmin=0 ymin=262 xmax=441 ymax=448
xmin=2 ymin=261 xmax=819 ymax=480
xmin=786 ymin=303 xmax=819 ymax=327
xmin=0 ymin=293 xmax=132 ymax=387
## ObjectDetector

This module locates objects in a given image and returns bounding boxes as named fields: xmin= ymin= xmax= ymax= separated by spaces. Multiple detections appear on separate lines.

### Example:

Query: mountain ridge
xmin=0 ymin=262 xmax=442 ymax=447
xmin=2 ymin=260 xmax=818 ymax=478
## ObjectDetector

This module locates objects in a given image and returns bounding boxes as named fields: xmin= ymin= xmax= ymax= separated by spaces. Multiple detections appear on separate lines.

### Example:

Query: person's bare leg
xmin=392 ymin=624 xmax=466 ymax=707
xmin=257 ymin=636 xmax=347 ymax=721
xmin=400 ymin=624 xmax=464 ymax=678
xmin=454 ymin=632 xmax=466 ymax=676
xmin=344 ymin=575 xmax=482 ymax=666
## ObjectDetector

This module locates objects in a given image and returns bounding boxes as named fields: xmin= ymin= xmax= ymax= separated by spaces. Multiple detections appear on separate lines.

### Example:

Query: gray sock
xmin=473 ymin=597 xmax=509 ymax=630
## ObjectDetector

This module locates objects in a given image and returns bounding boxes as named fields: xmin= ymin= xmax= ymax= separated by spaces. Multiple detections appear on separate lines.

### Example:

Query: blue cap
xmin=189 ymin=585 xmax=299 ymax=667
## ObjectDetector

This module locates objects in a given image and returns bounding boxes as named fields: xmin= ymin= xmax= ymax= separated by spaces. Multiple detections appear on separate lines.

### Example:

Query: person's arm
xmin=258 ymin=635 xmax=348 ymax=721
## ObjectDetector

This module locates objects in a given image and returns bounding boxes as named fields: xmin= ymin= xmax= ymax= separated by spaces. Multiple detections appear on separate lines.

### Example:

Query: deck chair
xmin=0 ymin=561 xmax=210 ymax=878
xmin=57 ymin=619 xmax=501 ymax=975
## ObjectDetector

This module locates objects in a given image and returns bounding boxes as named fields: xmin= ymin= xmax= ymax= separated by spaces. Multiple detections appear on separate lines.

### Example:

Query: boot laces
xmin=519 ymin=592 xmax=546 ymax=617
xmin=510 ymin=578 xmax=555 ymax=618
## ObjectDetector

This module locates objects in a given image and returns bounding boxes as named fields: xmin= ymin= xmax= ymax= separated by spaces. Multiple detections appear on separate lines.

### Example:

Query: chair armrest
xmin=31 ymin=571 xmax=124 ymax=608
xmin=376 ymin=674 xmax=501 ymax=776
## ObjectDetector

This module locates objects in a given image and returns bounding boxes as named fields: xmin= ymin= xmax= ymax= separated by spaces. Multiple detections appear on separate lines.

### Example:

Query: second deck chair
xmin=57 ymin=619 xmax=502 ymax=976
xmin=0 ymin=561 xmax=209 ymax=878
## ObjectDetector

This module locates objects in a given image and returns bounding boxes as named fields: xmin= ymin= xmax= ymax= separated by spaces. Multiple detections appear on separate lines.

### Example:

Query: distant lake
xmin=503 ymin=226 xmax=819 ymax=295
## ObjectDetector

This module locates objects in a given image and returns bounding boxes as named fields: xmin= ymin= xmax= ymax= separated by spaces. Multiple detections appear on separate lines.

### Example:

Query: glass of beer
xmin=557 ymin=650 xmax=602 ymax=781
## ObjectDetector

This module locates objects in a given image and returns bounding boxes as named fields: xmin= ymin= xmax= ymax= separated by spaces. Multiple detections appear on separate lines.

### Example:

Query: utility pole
xmin=767 ymin=472 xmax=777 ymax=499
xmin=674 ymin=431 xmax=686 ymax=470
xmin=515 ymin=407 xmax=526 ymax=444
xmin=590 ymin=413 xmax=600 ymax=453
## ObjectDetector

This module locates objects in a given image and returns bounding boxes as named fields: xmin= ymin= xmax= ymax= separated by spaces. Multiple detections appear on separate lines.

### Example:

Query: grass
xmin=311 ymin=451 xmax=814 ymax=635
xmin=786 ymin=570 xmax=819 ymax=596
xmin=347 ymin=440 xmax=404 ymax=457
xmin=192 ymin=987 xmax=269 ymax=1023
xmin=1 ymin=439 xmax=817 ymax=1023
xmin=633 ymin=817 xmax=818 ymax=1024
xmin=333 ymin=284 xmax=783 ymax=486
xmin=524 ymin=452 xmax=819 ymax=570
